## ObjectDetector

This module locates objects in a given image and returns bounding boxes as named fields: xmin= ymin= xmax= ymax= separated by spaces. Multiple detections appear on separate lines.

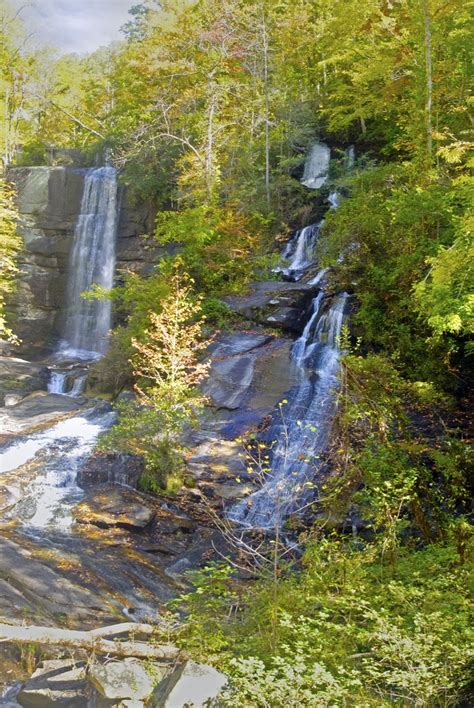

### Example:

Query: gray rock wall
xmin=7 ymin=166 xmax=156 ymax=355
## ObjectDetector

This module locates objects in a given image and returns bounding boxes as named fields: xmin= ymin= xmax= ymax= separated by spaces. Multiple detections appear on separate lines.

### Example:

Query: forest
xmin=0 ymin=0 xmax=472 ymax=705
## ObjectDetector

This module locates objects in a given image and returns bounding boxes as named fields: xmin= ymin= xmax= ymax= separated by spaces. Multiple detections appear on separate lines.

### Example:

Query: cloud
xmin=13 ymin=0 xmax=135 ymax=54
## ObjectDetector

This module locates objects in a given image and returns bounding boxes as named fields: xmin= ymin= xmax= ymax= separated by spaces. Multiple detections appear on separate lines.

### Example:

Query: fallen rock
xmin=150 ymin=660 xmax=227 ymax=708
xmin=77 ymin=452 xmax=144 ymax=490
xmin=17 ymin=659 xmax=87 ymax=707
xmin=0 ymin=357 xmax=49 ymax=404
xmin=89 ymin=658 xmax=166 ymax=701
xmin=74 ymin=488 xmax=155 ymax=530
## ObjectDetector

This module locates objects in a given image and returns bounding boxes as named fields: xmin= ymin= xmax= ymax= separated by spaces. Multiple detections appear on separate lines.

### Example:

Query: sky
xmin=12 ymin=0 xmax=135 ymax=54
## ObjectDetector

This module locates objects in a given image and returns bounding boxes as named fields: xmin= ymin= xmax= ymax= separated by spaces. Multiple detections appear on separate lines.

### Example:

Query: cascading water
xmin=47 ymin=369 xmax=87 ymax=397
xmin=281 ymin=223 xmax=320 ymax=280
xmin=301 ymin=142 xmax=331 ymax=189
xmin=0 ymin=408 xmax=115 ymax=529
xmin=229 ymin=144 xmax=352 ymax=529
xmin=328 ymin=190 xmax=339 ymax=210
xmin=60 ymin=166 xmax=118 ymax=359
xmin=47 ymin=370 xmax=69 ymax=394
xmin=229 ymin=293 xmax=348 ymax=529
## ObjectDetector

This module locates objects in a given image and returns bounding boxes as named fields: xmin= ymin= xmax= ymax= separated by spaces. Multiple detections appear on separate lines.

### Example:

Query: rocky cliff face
xmin=7 ymin=166 xmax=157 ymax=355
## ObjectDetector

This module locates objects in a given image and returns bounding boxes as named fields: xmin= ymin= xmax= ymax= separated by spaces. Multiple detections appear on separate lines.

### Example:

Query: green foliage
xmin=174 ymin=541 xmax=473 ymax=707
xmin=88 ymin=266 xmax=170 ymax=395
xmin=172 ymin=564 xmax=237 ymax=659
xmin=154 ymin=205 xmax=269 ymax=294
xmin=201 ymin=297 xmax=236 ymax=329
xmin=327 ymin=353 xmax=471 ymax=547
xmin=414 ymin=180 xmax=474 ymax=337
xmin=100 ymin=403 xmax=185 ymax=493
xmin=320 ymin=162 xmax=472 ymax=384
xmin=0 ymin=176 xmax=21 ymax=342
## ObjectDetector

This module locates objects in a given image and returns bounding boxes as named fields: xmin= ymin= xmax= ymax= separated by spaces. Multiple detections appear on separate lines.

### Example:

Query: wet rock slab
xmin=74 ymin=488 xmax=155 ymax=530
xmin=77 ymin=452 xmax=144 ymax=490
xmin=0 ymin=392 xmax=83 ymax=435
xmin=0 ymin=538 xmax=106 ymax=623
xmin=204 ymin=331 xmax=294 ymax=413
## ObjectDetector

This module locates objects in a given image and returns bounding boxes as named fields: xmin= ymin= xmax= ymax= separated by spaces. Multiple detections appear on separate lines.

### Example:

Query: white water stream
xmin=0 ymin=409 xmax=115 ymax=529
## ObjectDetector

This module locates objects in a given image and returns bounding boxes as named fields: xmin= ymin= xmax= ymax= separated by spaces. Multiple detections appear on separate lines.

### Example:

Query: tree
xmin=132 ymin=266 xmax=210 ymax=436
xmin=100 ymin=265 xmax=210 ymax=492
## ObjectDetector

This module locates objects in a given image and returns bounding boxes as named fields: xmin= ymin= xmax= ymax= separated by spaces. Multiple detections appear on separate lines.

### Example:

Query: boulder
xmin=150 ymin=660 xmax=227 ymax=708
xmin=0 ymin=357 xmax=49 ymax=403
xmin=224 ymin=281 xmax=315 ymax=332
xmin=77 ymin=452 xmax=144 ymax=490
xmin=89 ymin=658 xmax=166 ymax=702
xmin=17 ymin=659 xmax=87 ymax=707
xmin=74 ymin=488 xmax=155 ymax=530
xmin=4 ymin=394 xmax=23 ymax=407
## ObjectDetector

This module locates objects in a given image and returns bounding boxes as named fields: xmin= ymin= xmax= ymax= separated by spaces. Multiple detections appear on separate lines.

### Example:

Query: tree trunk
xmin=206 ymin=87 xmax=216 ymax=200
xmin=422 ymin=0 xmax=433 ymax=158
xmin=0 ymin=622 xmax=181 ymax=661
xmin=262 ymin=8 xmax=271 ymax=209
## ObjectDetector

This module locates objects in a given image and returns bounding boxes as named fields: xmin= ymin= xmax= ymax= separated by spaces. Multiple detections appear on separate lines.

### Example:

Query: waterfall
xmin=229 ymin=293 xmax=348 ymax=529
xmin=47 ymin=371 xmax=68 ymax=394
xmin=228 ymin=143 xmax=354 ymax=530
xmin=345 ymin=145 xmax=355 ymax=170
xmin=281 ymin=224 xmax=320 ymax=280
xmin=60 ymin=166 xmax=118 ymax=359
xmin=301 ymin=142 xmax=331 ymax=189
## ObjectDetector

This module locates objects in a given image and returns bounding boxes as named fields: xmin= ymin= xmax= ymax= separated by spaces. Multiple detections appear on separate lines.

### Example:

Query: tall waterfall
xmin=301 ymin=142 xmax=331 ymax=189
xmin=60 ymin=166 xmax=118 ymax=359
